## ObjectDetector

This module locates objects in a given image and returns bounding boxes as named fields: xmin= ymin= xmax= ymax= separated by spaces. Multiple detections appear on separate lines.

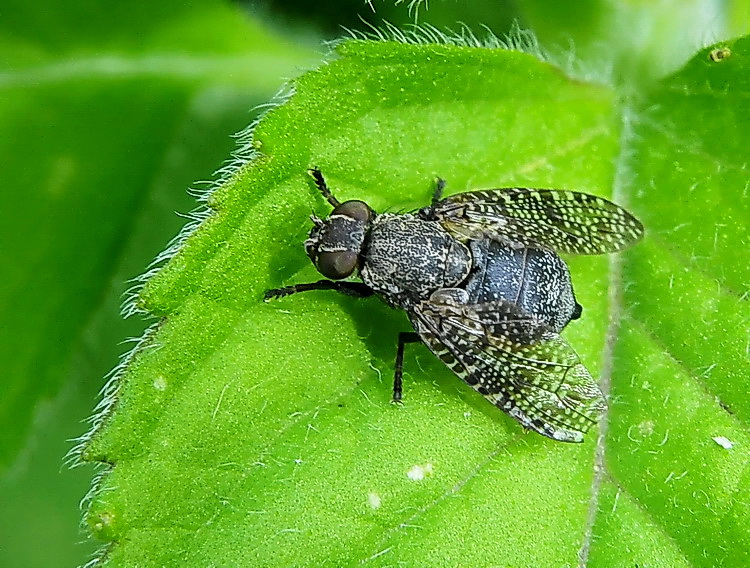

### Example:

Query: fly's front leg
xmin=264 ymin=279 xmax=374 ymax=301
xmin=308 ymin=168 xmax=341 ymax=208
xmin=393 ymin=332 xmax=421 ymax=403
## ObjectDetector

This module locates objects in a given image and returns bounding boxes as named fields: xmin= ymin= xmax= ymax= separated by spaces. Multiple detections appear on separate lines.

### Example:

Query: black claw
xmin=263 ymin=287 xmax=293 ymax=302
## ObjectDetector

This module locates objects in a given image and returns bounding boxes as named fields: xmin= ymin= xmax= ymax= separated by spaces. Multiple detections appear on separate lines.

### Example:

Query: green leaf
xmin=590 ymin=38 xmax=750 ymax=566
xmin=81 ymin=33 xmax=749 ymax=567
xmin=520 ymin=0 xmax=750 ymax=84
xmin=0 ymin=1 xmax=315 ymax=566
xmin=0 ymin=0 xmax=312 ymax=469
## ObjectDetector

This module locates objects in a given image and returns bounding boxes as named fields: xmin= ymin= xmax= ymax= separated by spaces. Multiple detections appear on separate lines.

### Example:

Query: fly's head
xmin=305 ymin=200 xmax=374 ymax=280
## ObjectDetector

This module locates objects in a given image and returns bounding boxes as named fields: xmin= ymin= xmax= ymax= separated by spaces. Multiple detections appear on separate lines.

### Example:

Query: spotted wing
xmin=410 ymin=290 xmax=605 ymax=442
xmin=427 ymin=188 xmax=643 ymax=255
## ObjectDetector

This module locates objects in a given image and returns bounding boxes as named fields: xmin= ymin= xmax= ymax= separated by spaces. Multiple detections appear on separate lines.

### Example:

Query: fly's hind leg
xmin=393 ymin=332 xmax=422 ymax=403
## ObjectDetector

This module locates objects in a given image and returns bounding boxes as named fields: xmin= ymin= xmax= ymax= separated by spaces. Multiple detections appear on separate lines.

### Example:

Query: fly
xmin=265 ymin=169 xmax=644 ymax=442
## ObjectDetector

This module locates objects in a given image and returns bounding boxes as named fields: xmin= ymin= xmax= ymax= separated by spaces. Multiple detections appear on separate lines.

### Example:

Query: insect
xmin=265 ymin=169 xmax=644 ymax=442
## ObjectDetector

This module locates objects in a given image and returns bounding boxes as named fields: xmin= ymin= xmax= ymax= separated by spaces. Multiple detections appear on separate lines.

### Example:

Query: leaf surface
xmin=82 ymin=36 xmax=750 ymax=567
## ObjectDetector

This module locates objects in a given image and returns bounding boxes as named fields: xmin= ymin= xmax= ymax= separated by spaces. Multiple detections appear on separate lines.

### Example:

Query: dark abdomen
xmin=463 ymin=240 xmax=579 ymax=333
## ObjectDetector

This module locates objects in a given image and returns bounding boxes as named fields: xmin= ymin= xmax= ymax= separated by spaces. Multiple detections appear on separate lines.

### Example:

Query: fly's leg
xmin=432 ymin=177 xmax=447 ymax=206
xmin=417 ymin=177 xmax=447 ymax=219
xmin=264 ymin=279 xmax=374 ymax=301
xmin=393 ymin=332 xmax=421 ymax=403
xmin=308 ymin=168 xmax=341 ymax=207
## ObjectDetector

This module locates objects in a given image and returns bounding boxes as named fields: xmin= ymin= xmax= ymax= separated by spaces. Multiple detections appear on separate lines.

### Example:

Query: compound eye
xmin=332 ymin=200 xmax=371 ymax=223
xmin=317 ymin=250 xmax=358 ymax=280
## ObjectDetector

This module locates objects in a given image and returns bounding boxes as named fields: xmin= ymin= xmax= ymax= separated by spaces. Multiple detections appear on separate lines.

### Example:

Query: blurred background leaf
xmin=0 ymin=0 xmax=315 ymax=566
xmin=1 ymin=1 xmax=748 ymax=567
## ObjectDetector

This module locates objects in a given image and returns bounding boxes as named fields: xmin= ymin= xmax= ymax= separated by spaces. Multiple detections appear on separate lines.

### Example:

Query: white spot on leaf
xmin=712 ymin=436 xmax=734 ymax=450
xmin=407 ymin=463 xmax=434 ymax=481
xmin=368 ymin=492 xmax=381 ymax=509
xmin=637 ymin=420 xmax=655 ymax=437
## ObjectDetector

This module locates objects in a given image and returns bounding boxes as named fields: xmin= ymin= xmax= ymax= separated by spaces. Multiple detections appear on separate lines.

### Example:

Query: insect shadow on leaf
xmin=265 ymin=169 xmax=644 ymax=443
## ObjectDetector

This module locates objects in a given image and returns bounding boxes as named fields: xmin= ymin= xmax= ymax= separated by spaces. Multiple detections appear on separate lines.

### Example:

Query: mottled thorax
xmin=360 ymin=213 xmax=472 ymax=307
